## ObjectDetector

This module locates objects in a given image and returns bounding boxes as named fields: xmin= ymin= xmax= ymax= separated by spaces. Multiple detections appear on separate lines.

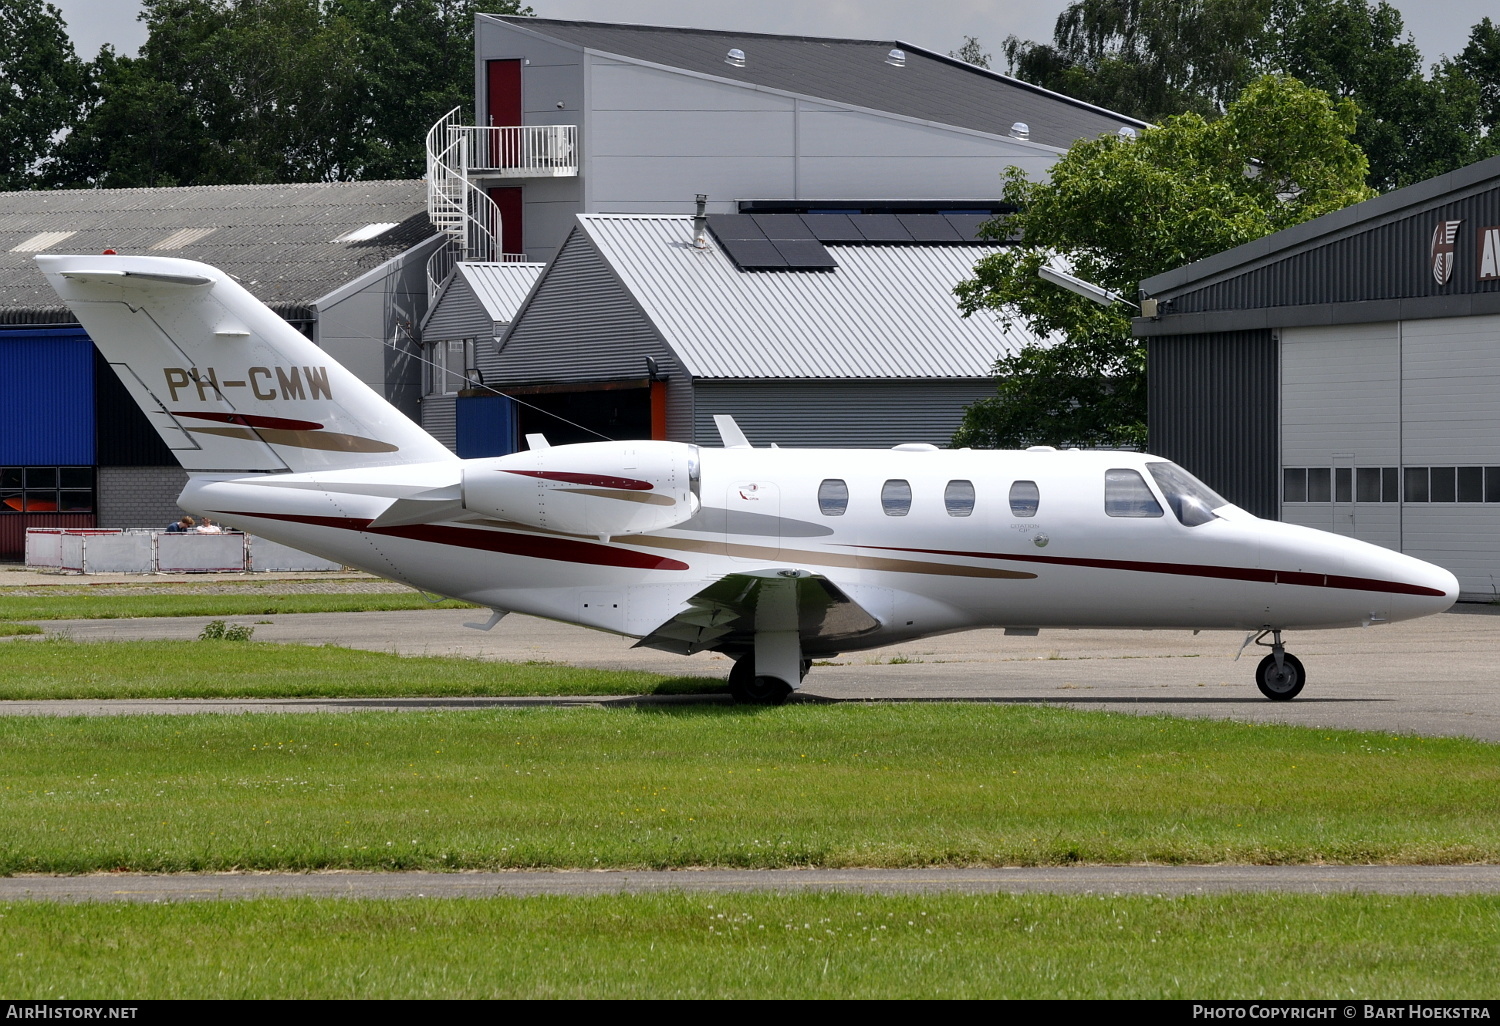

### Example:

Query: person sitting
xmin=165 ymin=515 xmax=196 ymax=533
xmin=196 ymin=517 xmax=223 ymax=535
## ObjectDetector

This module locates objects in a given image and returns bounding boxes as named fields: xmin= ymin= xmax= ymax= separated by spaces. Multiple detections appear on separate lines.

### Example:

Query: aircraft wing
xmin=634 ymin=569 xmax=882 ymax=656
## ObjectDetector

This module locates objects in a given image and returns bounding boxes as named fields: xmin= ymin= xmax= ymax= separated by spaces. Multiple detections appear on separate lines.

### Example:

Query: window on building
xmin=1430 ymin=466 xmax=1457 ymax=502
xmin=1356 ymin=467 xmax=1381 ymax=503
xmin=1334 ymin=467 xmax=1352 ymax=503
xmin=1104 ymin=469 xmax=1163 ymax=518
xmin=1307 ymin=468 xmax=1332 ymax=503
xmin=1008 ymin=480 xmax=1040 ymax=518
xmin=881 ymin=479 xmax=912 ymax=516
xmin=1458 ymin=467 xmax=1484 ymax=503
xmin=944 ymin=480 xmax=975 ymax=517
xmin=1404 ymin=467 xmax=1429 ymax=503
xmin=1284 ymin=468 xmax=1307 ymax=503
xmin=427 ymin=338 xmax=474 ymax=395
xmin=0 ymin=467 xmax=94 ymax=513
xmin=818 ymin=479 xmax=848 ymax=516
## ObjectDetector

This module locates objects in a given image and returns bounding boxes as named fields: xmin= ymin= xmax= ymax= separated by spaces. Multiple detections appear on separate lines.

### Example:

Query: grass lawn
xmin=1 ymin=891 xmax=1496 ymax=998
xmin=0 ymin=592 xmax=476 ymax=621
xmin=0 ymin=623 xmax=41 ymax=636
xmin=0 ymin=639 xmax=719 ymax=700
xmin=1 ymin=704 xmax=1497 ymax=873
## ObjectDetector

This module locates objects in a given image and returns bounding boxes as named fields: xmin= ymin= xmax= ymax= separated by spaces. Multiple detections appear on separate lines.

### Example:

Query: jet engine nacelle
xmin=462 ymin=440 xmax=700 ymax=538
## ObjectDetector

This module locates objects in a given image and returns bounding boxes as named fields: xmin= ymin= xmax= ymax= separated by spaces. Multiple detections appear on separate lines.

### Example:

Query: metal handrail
xmin=456 ymin=124 xmax=578 ymax=177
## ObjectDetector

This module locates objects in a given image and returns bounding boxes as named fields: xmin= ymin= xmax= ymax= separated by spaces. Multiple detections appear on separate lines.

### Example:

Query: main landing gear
xmin=727 ymin=654 xmax=810 ymax=706
xmin=1249 ymin=629 xmax=1306 ymax=701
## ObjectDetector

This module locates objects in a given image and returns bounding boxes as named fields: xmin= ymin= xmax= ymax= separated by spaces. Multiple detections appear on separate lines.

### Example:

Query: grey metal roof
xmin=421 ymin=261 xmax=545 ymax=340
xmin=456 ymin=262 xmax=545 ymax=321
xmin=572 ymin=214 xmax=1044 ymax=378
xmin=0 ymin=180 xmax=435 ymax=323
xmin=492 ymin=17 xmax=1146 ymax=149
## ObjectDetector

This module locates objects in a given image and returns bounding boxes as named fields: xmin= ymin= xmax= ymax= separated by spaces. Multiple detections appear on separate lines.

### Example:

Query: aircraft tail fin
xmin=37 ymin=254 xmax=455 ymax=474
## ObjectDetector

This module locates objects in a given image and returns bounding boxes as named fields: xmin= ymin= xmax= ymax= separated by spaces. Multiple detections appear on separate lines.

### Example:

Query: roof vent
xmin=1118 ymin=126 xmax=1139 ymax=141
xmin=1009 ymin=122 xmax=1030 ymax=141
xmin=885 ymin=48 xmax=906 ymax=67
xmin=725 ymin=48 xmax=745 ymax=67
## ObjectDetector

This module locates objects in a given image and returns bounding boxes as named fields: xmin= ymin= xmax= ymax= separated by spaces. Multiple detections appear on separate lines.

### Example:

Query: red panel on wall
xmin=0 ymin=514 xmax=96 ymax=561
xmin=489 ymin=187 xmax=524 ymax=258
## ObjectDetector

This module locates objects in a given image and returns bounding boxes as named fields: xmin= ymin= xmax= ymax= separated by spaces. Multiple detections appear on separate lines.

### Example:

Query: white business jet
xmin=39 ymin=254 xmax=1458 ymax=704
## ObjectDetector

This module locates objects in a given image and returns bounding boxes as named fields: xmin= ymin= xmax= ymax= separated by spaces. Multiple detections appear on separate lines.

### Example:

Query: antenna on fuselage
xmin=713 ymin=415 xmax=752 ymax=449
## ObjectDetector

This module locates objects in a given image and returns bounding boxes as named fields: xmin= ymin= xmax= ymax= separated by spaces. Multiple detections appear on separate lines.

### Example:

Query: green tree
xmin=50 ymin=0 xmax=531 ymax=188
xmin=953 ymin=75 xmax=1374 ymax=450
xmin=948 ymin=35 xmax=991 ymax=69
xmin=1262 ymin=0 xmax=1486 ymax=190
xmin=1002 ymin=0 xmax=1274 ymax=122
xmin=0 ymin=0 xmax=88 ymax=188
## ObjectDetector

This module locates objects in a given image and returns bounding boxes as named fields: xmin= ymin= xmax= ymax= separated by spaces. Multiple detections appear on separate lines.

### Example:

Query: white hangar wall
xmin=1279 ymin=313 xmax=1500 ymax=599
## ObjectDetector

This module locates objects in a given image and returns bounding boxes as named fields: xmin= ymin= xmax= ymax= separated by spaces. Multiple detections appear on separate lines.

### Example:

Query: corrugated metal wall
xmin=456 ymin=395 xmax=516 ymax=458
xmin=0 ymin=328 xmax=94 ymax=465
xmin=420 ymin=394 xmax=458 ymax=452
xmin=691 ymin=379 xmax=995 ymax=449
xmin=1168 ymin=184 xmax=1500 ymax=314
xmin=493 ymin=229 xmax=681 ymax=384
xmin=424 ymin=277 xmax=493 ymax=342
xmin=1147 ymin=330 xmax=1278 ymax=518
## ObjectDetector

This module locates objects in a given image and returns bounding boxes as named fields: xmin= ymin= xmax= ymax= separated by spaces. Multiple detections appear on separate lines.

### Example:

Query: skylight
xmin=335 ymin=222 xmax=398 ymax=243
xmin=9 ymin=231 xmax=76 ymax=253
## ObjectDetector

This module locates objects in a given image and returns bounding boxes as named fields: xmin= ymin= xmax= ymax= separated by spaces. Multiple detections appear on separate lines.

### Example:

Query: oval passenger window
xmin=881 ymin=479 xmax=912 ymax=516
xmin=818 ymin=478 xmax=849 ymax=516
xmin=1104 ymin=468 xmax=1164 ymax=517
xmin=1009 ymin=480 xmax=1040 ymax=518
xmin=944 ymin=479 xmax=975 ymax=517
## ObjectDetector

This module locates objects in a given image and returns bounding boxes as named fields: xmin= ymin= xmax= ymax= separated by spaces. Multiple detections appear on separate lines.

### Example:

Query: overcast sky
xmin=48 ymin=0 xmax=1498 ymax=73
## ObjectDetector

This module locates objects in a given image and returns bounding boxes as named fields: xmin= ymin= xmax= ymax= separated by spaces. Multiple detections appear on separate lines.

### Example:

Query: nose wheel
xmin=1249 ymin=629 xmax=1306 ymax=701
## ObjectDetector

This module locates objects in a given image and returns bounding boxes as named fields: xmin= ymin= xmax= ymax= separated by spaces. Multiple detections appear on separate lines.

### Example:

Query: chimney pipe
xmin=692 ymin=194 xmax=708 ymax=249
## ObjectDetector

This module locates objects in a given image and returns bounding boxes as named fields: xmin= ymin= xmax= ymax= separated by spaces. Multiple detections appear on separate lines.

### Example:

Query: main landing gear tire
xmin=727 ymin=655 xmax=794 ymax=706
xmin=1255 ymin=652 xmax=1306 ymax=701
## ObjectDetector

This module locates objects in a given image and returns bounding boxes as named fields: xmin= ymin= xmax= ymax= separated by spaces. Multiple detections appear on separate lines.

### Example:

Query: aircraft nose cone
xmin=1372 ymin=550 xmax=1459 ymax=622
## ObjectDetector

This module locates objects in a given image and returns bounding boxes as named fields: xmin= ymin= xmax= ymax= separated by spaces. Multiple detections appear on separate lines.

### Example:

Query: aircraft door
xmin=725 ymin=481 xmax=782 ymax=563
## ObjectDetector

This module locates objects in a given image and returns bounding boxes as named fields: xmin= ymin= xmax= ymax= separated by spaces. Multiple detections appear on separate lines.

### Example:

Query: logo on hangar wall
xmin=1431 ymin=219 xmax=1462 ymax=285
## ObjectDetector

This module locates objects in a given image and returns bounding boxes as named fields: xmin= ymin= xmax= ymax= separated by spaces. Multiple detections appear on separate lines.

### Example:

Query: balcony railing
xmin=456 ymin=124 xmax=579 ymax=177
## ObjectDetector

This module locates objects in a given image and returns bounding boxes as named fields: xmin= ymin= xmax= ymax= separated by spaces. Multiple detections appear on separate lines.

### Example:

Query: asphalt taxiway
xmin=8 ymin=604 xmax=1500 ymax=741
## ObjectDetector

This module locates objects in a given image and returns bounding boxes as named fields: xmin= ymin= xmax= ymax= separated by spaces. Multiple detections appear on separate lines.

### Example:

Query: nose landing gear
xmin=1249 ymin=629 xmax=1305 ymax=701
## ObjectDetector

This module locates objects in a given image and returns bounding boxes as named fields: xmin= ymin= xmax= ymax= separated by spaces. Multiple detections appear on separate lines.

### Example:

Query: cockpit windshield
xmin=1146 ymin=462 xmax=1229 ymax=527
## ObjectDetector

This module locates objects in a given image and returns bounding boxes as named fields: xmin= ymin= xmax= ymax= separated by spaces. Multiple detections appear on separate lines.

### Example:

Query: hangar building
xmin=1138 ymin=153 xmax=1500 ymax=599
xmin=449 ymin=211 xmax=1042 ymax=452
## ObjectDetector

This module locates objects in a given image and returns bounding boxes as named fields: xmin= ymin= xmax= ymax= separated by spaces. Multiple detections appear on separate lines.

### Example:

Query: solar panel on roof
xmin=717 ymin=237 xmax=786 ymax=270
xmin=942 ymin=214 xmax=994 ymax=241
xmin=800 ymin=214 xmax=864 ymax=242
xmin=854 ymin=214 xmax=913 ymax=242
xmin=897 ymin=214 xmax=964 ymax=243
xmin=705 ymin=214 xmax=765 ymax=241
xmin=772 ymin=239 xmax=838 ymax=270
xmin=750 ymin=213 xmax=813 ymax=240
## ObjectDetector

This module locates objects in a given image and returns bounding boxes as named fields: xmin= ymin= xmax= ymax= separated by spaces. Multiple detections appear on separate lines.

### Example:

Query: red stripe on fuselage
xmin=173 ymin=411 xmax=325 ymax=431
xmin=503 ymin=470 xmax=654 ymax=490
xmin=850 ymin=545 xmax=1446 ymax=597
xmin=217 ymin=511 xmax=689 ymax=571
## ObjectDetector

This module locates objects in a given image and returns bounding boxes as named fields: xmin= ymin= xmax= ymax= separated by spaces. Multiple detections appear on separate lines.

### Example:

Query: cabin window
xmin=1146 ymin=462 xmax=1227 ymax=527
xmin=1104 ymin=468 xmax=1163 ymax=518
xmin=818 ymin=478 xmax=849 ymax=516
xmin=1008 ymin=480 xmax=1039 ymax=518
xmin=944 ymin=480 xmax=975 ymax=517
xmin=881 ymin=479 xmax=912 ymax=516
